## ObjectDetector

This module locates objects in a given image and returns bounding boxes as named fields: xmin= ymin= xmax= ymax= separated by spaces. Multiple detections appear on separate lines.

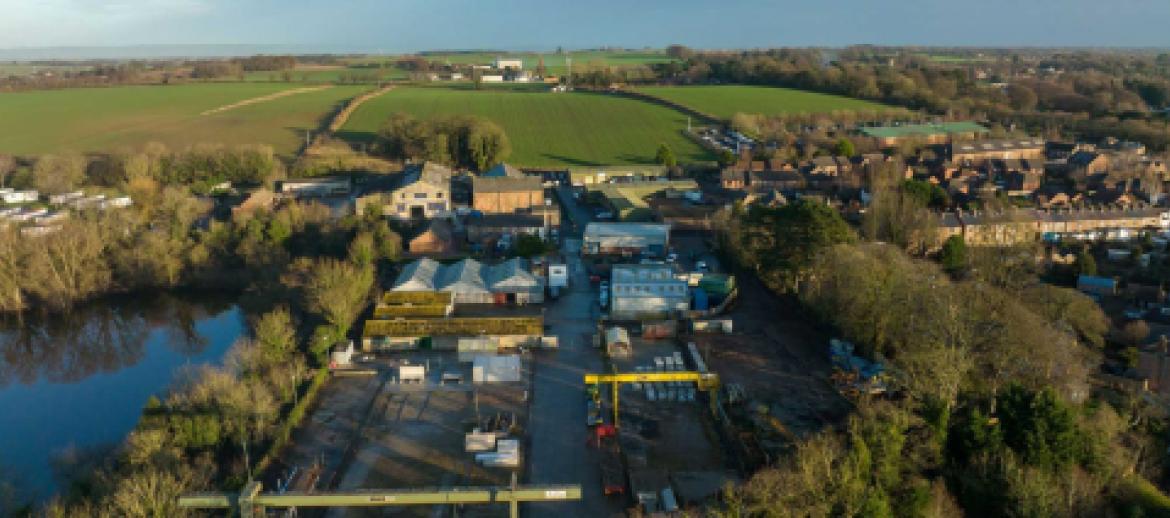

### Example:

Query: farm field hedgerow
xmin=339 ymin=85 xmax=711 ymax=167
xmin=398 ymin=50 xmax=674 ymax=76
xmin=0 ymin=83 xmax=368 ymax=156
xmin=636 ymin=85 xmax=891 ymax=119
xmin=243 ymin=65 xmax=409 ymax=83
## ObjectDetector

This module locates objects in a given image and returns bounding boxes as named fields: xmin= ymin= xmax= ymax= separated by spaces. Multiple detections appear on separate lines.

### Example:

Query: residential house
xmin=1138 ymin=338 xmax=1170 ymax=395
xmin=720 ymin=169 xmax=747 ymax=190
xmin=986 ymin=158 xmax=1044 ymax=196
xmin=386 ymin=162 xmax=453 ymax=220
xmin=937 ymin=206 xmax=1170 ymax=247
xmin=408 ymin=219 xmax=456 ymax=255
xmin=859 ymin=121 xmax=989 ymax=148
xmin=1067 ymin=151 xmax=1109 ymax=185
xmin=948 ymin=138 xmax=1046 ymax=165
xmin=807 ymin=156 xmax=844 ymax=176
xmin=750 ymin=171 xmax=806 ymax=192
xmin=1099 ymin=137 xmax=1146 ymax=156
xmin=1034 ymin=185 xmax=1082 ymax=208
xmin=1045 ymin=141 xmax=1091 ymax=161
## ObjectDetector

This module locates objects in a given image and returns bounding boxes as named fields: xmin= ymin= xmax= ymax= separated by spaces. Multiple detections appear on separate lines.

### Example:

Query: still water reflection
xmin=0 ymin=293 xmax=246 ymax=502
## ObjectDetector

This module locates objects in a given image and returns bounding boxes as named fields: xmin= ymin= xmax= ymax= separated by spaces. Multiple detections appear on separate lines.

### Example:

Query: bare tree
xmin=32 ymin=154 xmax=87 ymax=194
xmin=306 ymin=259 xmax=374 ymax=338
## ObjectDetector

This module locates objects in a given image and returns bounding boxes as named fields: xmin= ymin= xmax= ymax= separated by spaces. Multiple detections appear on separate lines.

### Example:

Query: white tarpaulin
xmin=472 ymin=355 xmax=522 ymax=383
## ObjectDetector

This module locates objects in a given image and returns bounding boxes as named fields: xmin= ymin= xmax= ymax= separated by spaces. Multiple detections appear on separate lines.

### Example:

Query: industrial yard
xmin=271 ymin=352 xmax=533 ymax=517
xmin=260 ymin=185 xmax=840 ymax=517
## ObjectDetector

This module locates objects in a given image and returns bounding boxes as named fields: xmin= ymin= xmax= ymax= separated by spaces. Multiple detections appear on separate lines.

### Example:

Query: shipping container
xmin=691 ymin=288 xmax=709 ymax=311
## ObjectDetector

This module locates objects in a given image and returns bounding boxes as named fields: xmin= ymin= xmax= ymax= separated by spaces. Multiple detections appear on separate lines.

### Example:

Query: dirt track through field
xmin=327 ymin=85 xmax=393 ymax=133
xmin=200 ymin=85 xmax=333 ymax=116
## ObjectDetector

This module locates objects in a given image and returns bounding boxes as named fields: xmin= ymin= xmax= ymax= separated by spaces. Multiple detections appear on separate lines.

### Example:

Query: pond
xmin=0 ymin=293 xmax=246 ymax=503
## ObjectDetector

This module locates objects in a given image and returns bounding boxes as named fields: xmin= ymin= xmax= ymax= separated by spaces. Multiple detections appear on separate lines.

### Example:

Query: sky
xmin=0 ymin=0 xmax=1168 ymax=56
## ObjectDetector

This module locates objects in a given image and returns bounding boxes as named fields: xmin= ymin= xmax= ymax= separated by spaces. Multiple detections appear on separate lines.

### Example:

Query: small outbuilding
xmin=606 ymin=327 xmax=631 ymax=356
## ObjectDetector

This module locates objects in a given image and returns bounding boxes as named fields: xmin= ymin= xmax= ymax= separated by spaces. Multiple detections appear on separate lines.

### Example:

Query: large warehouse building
xmin=391 ymin=257 xmax=545 ymax=304
xmin=582 ymin=222 xmax=670 ymax=256
xmin=609 ymin=264 xmax=690 ymax=320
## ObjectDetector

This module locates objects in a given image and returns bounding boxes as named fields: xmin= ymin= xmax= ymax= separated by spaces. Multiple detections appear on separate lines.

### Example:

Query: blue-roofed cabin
xmin=1077 ymin=275 xmax=1118 ymax=297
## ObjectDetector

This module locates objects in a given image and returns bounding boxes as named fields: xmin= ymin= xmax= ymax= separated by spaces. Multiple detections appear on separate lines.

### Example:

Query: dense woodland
xmin=715 ymin=200 xmax=1167 ymax=517
xmin=375 ymin=113 xmax=512 ymax=171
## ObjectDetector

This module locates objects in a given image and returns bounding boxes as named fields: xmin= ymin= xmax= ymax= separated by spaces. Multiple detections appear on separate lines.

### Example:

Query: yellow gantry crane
xmin=584 ymin=371 xmax=720 ymax=428
xmin=180 ymin=476 xmax=580 ymax=518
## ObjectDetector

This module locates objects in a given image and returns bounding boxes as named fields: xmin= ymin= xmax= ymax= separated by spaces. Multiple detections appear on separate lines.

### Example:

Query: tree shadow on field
xmin=331 ymin=128 xmax=377 ymax=144
xmin=540 ymin=154 xmax=602 ymax=167
xmin=614 ymin=153 xmax=655 ymax=165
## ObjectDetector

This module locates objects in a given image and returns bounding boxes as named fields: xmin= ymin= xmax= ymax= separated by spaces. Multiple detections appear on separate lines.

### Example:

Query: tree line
xmin=1 ymin=143 xmax=280 ymax=197
xmin=0 ymin=141 xmax=379 ymax=314
xmin=190 ymin=56 xmax=296 ymax=80
xmin=376 ymin=112 xmax=512 ymax=171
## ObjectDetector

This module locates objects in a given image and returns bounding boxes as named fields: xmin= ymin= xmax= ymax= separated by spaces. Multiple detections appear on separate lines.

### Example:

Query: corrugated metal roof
xmin=392 ymin=257 xmax=542 ymax=295
xmin=487 ymin=258 xmax=541 ymax=289
xmin=584 ymin=222 xmax=670 ymax=239
xmin=392 ymin=258 xmax=441 ymax=291
xmin=435 ymin=258 xmax=489 ymax=294
xmin=1077 ymin=275 xmax=1116 ymax=289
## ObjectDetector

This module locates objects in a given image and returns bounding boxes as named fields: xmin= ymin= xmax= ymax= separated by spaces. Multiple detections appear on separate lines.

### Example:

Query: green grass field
xmin=636 ymin=85 xmax=890 ymax=119
xmin=0 ymin=83 xmax=367 ymax=156
xmin=339 ymin=85 xmax=711 ymax=167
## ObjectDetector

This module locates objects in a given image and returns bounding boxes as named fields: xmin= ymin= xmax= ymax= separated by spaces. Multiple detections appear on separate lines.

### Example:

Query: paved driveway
xmin=525 ymin=236 xmax=613 ymax=517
